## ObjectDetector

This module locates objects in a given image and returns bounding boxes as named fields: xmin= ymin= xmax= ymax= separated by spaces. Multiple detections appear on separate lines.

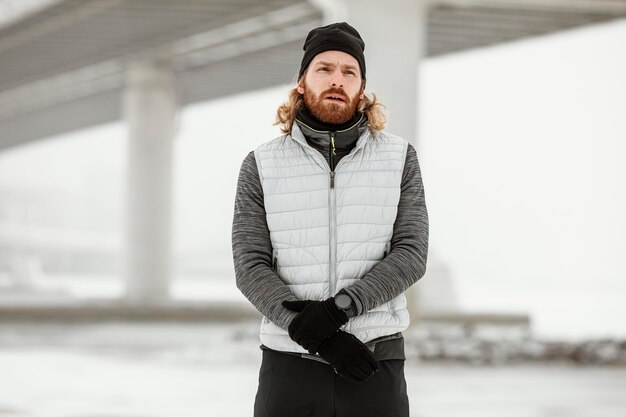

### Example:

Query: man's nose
xmin=329 ymin=69 xmax=344 ymax=87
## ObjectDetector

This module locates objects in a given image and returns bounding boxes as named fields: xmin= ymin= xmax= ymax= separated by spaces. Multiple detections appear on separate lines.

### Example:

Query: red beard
xmin=303 ymin=86 xmax=361 ymax=124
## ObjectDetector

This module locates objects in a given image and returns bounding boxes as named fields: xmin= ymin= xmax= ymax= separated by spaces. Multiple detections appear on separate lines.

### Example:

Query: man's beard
xmin=302 ymin=85 xmax=362 ymax=124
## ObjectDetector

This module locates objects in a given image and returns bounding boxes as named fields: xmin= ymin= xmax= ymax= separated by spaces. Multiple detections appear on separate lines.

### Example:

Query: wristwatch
xmin=334 ymin=292 xmax=356 ymax=318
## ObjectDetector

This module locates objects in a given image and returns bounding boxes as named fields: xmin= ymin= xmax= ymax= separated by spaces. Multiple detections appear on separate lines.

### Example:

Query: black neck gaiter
xmin=295 ymin=105 xmax=368 ymax=170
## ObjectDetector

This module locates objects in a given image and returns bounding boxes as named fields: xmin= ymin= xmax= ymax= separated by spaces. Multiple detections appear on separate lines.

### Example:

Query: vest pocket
xmin=272 ymin=248 xmax=279 ymax=274
xmin=383 ymin=241 xmax=391 ymax=259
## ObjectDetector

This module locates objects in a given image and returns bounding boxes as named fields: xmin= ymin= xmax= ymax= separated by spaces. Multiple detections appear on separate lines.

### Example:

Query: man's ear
xmin=296 ymin=80 xmax=305 ymax=95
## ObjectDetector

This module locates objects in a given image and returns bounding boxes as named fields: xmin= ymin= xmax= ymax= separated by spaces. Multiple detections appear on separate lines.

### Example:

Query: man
xmin=232 ymin=22 xmax=428 ymax=417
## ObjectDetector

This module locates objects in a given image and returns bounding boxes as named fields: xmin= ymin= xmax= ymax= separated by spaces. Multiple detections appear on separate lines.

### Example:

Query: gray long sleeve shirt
xmin=231 ymin=123 xmax=429 ymax=360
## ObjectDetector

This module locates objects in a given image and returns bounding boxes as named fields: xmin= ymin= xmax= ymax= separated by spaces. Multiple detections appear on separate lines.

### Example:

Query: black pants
xmin=253 ymin=348 xmax=409 ymax=417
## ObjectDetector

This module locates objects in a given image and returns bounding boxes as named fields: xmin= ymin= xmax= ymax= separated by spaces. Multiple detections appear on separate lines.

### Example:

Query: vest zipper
xmin=330 ymin=132 xmax=336 ymax=166
xmin=330 ymin=131 xmax=336 ymax=189
xmin=329 ymin=131 xmax=337 ymax=296
xmin=329 ymin=173 xmax=337 ymax=296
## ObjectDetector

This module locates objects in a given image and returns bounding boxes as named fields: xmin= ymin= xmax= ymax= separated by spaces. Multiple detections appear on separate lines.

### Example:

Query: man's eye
xmin=319 ymin=67 xmax=329 ymax=72
xmin=344 ymin=71 xmax=355 ymax=76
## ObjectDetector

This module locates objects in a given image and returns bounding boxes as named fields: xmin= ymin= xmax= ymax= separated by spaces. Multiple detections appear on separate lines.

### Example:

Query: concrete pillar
xmin=313 ymin=0 xmax=425 ymax=139
xmin=312 ymin=1 xmax=455 ymax=321
xmin=123 ymin=59 xmax=178 ymax=303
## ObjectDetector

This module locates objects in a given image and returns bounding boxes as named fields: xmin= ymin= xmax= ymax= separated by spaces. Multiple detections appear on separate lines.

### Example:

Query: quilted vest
xmin=253 ymin=122 xmax=410 ymax=354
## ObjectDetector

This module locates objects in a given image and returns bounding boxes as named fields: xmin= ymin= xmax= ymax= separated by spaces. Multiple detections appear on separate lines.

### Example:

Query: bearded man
xmin=232 ymin=22 xmax=429 ymax=417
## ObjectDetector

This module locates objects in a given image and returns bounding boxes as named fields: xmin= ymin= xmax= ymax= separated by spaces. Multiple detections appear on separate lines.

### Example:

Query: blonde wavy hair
xmin=275 ymin=74 xmax=387 ymax=134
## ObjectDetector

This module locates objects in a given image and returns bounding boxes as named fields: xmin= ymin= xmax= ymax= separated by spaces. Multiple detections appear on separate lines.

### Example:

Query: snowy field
xmin=1 ymin=321 xmax=625 ymax=417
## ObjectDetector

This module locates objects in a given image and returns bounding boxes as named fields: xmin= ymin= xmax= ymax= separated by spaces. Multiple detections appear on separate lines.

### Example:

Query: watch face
xmin=335 ymin=293 xmax=352 ymax=309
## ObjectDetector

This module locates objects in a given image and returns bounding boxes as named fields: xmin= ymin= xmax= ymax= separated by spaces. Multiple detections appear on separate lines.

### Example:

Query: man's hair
xmin=274 ymin=73 xmax=387 ymax=134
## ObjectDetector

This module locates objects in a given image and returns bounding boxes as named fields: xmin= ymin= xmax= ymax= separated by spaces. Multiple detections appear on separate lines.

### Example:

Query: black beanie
xmin=298 ymin=22 xmax=366 ymax=81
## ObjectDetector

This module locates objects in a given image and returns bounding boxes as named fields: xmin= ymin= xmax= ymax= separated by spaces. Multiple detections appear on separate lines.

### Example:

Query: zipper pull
xmin=329 ymin=132 xmax=336 ymax=171
xmin=330 ymin=171 xmax=335 ymax=188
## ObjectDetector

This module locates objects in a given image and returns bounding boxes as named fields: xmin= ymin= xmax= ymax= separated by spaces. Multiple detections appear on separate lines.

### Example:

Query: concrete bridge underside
xmin=2 ymin=0 xmax=624 ymax=150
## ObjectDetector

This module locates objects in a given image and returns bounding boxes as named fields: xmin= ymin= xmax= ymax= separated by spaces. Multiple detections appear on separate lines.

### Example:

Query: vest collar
xmin=294 ymin=107 xmax=368 ymax=153
xmin=291 ymin=116 xmax=373 ymax=165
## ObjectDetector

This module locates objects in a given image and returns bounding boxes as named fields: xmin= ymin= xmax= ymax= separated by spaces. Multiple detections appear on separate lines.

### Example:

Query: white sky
xmin=0 ymin=0 xmax=63 ymax=30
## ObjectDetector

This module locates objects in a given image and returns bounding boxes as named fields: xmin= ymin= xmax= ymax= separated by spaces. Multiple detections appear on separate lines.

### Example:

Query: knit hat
xmin=298 ymin=22 xmax=366 ymax=80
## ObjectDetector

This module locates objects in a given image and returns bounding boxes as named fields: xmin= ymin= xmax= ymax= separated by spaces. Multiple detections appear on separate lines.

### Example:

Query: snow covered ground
xmin=1 ymin=321 xmax=625 ymax=417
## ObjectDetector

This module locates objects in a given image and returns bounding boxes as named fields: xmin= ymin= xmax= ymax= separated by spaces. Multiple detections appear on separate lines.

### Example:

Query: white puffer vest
xmin=254 ymin=122 xmax=410 ymax=354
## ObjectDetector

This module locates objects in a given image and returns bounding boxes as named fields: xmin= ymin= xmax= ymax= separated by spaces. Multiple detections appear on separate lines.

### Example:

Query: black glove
xmin=317 ymin=330 xmax=379 ymax=383
xmin=282 ymin=298 xmax=349 ymax=354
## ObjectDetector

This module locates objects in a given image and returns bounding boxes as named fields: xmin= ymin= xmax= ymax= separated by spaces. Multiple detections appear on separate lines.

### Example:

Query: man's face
xmin=297 ymin=50 xmax=365 ymax=124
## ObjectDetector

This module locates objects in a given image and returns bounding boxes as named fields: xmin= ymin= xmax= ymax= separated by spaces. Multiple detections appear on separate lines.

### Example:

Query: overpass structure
xmin=2 ymin=0 xmax=625 ymax=150
xmin=1 ymin=0 xmax=625 ymax=308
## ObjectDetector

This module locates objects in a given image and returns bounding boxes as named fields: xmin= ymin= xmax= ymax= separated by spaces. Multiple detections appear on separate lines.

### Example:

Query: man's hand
xmin=282 ymin=298 xmax=349 ymax=354
xmin=317 ymin=330 xmax=379 ymax=383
